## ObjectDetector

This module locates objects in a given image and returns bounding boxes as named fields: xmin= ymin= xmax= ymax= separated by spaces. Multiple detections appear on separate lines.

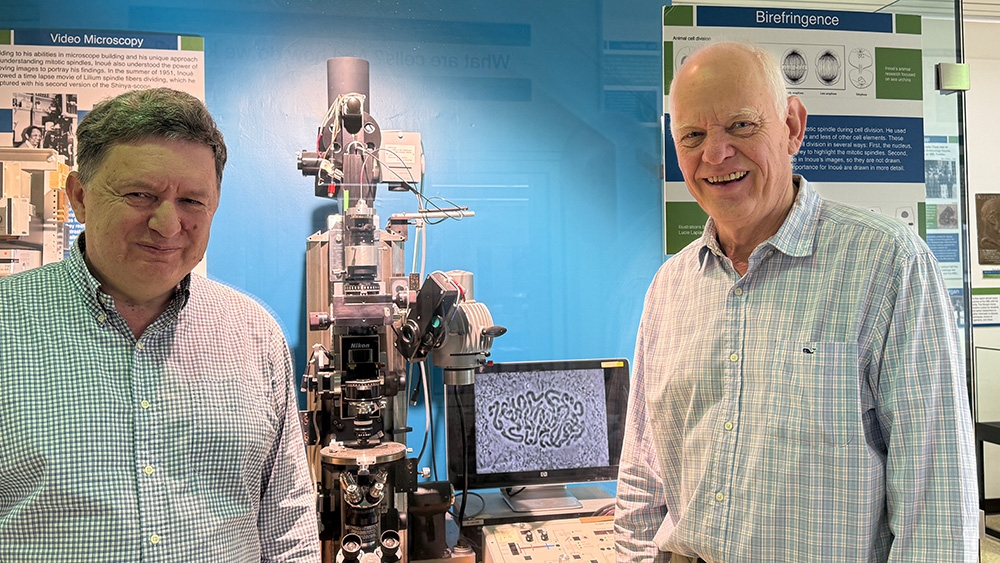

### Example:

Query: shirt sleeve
xmin=877 ymin=250 xmax=979 ymax=561
xmin=257 ymin=332 xmax=321 ymax=563
xmin=614 ymin=319 xmax=670 ymax=563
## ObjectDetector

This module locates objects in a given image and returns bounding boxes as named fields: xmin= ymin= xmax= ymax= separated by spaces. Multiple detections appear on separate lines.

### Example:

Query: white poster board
xmin=1 ymin=28 xmax=207 ymax=271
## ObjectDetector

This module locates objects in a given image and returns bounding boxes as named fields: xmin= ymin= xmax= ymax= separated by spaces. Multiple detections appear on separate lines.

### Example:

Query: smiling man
xmin=16 ymin=125 xmax=43 ymax=148
xmin=614 ymin=42 xmax=977 ymax=562
xmin=0 ymin=88 xmax=319 ymax=562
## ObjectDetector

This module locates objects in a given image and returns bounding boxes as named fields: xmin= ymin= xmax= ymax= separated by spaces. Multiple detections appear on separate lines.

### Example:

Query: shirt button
xmin=144 ymin=465 xmax=154 ymax=476
xmin=724 ymin=421 xmax=734 ymax=431
xmin=149 ymin=534 xmax=160 ymax=545
xmin=715 ymin=492 xmax=725 ymax=502
xmin=140 ymin=400 xmax=151 ymax=409
xmin=97 ymin=314 xmax=107 ymax=323
xmin=136 ymin=342 xmax=145 ymax=350
xmin=729 ymin=353 xmax=739 ymax=362
xmin=733 ymin=288 xmax=743 ymax=296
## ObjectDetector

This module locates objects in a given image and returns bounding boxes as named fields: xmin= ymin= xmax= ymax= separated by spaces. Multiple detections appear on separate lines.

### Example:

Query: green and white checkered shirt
xmin=0 ymin=236 xmax=319 ymax=562
xmin=614 ymin=178 xmax=978 ymax=562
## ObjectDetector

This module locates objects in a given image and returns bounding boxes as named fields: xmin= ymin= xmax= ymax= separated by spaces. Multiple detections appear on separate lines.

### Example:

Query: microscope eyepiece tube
xmin=327 ymin=57 xmax=370 ymax=112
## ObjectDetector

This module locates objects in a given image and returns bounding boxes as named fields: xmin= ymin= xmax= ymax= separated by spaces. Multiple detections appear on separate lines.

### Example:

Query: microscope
xmin=297 ymin=57 xmax=504 ymax=563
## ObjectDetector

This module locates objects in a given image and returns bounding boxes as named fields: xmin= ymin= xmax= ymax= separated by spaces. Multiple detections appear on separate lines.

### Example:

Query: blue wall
xmin=3 ymin=0 xmax=667 ymax=478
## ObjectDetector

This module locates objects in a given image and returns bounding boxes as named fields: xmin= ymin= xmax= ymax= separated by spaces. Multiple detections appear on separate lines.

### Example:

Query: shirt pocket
xmin=764 ymin=341 xmax=861 ymax=447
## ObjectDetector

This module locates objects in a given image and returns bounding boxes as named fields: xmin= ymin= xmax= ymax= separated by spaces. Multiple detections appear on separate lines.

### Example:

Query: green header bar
xmin=895 ymin=14 xmax=921 ymax=35
xmin=180 ymin=35 xmax=204 ymax=52
xmin=663 ymin=5 xmax=694 ymax=27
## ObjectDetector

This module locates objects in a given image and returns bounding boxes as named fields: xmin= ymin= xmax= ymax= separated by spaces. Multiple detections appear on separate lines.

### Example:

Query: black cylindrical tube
xmin=327 ymin=57 xmax=370 ymax=112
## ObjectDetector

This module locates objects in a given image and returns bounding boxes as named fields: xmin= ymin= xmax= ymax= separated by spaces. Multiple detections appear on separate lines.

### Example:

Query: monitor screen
xmin=445 ymin=358 xmax=630 ymax=512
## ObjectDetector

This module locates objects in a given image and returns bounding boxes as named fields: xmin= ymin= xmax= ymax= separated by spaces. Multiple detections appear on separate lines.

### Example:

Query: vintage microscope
xmin=297 ymin=57 xmax=503 ymax=563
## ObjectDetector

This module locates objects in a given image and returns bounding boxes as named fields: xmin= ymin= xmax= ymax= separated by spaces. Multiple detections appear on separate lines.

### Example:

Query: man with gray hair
xmin=614 ymin=42 xmax=977 ymax=562
xmin=0 ymin=88 xmax=320 ymax=562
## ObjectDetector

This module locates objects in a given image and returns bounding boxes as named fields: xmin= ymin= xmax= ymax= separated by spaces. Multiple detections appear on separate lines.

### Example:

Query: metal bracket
xmin=936 ymin=62 xmax=971 ymax=93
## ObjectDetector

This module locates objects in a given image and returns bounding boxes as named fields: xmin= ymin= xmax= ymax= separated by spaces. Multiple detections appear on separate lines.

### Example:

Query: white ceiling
xmin=676 ymin=1 xmax=1000 ymax=21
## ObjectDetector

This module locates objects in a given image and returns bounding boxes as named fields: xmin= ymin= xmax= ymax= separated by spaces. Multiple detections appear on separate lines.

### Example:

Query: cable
xmin=410 ymin=219 xmax=422 ymax=275
xmin=318 ymin=95 xmax=347 ymax=161
xmin=408 ymin=361 xmax=423 ymax=407
xmin=422 ymin=361 xmax=438 ymax=480
xmin=592 ymin=503 xmax=616 ymax=517
xmin=350 ymin=141 xmax=377 ymax=203
xmin=409 ymin=361 xmax=438 ymax=482
xmin=419 ymin=218 xmax=427 ymax=288
xmin=414 ymin=360 xmax=432 ymax=470
xmin=370 ymin=146 xmax=419 ymax=200
xmin=362 ymin=147 xmax=468 ymax=223
xmin=319 ymin=97 xmax=465 ymax=216
xmin=455 ymin=385 xmax=470 ymax=539
xmin=407 ymin=217 xmax=426 ymax=286
xmin=450 ymin=491 xmax=485 ymax=520
xmin=504 ymin=486 xmax=527 ymax=498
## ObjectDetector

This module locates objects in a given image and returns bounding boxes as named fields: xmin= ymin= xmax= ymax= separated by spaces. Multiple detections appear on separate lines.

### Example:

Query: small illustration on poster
xmin=11 ymin=92 xmax=78 ymax=165
xmin=925 ymin=159 xmax=958 ymax=199
xmin=976 ymin=193 xmax=1000 ymax=265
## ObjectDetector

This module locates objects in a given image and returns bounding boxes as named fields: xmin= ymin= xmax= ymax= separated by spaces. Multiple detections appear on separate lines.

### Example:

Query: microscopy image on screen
xmin=474 ymin=368 xmax=610 ymax=474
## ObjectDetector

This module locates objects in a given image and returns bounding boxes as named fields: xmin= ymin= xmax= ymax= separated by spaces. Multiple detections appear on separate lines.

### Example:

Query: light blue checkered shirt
xmin=614 ymin=178 xmax=978 ymax=562
xmin=0 ymin=236 xmax=320 ymax=562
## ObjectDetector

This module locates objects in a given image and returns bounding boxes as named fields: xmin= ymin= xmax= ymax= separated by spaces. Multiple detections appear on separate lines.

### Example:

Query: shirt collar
xmin=67 ymin=232 xmax=192 ymax=315
xmin=769 ymin=175 xmax=821 ymax=258
xmin=696 ymin=175 xmax=821 ymax=268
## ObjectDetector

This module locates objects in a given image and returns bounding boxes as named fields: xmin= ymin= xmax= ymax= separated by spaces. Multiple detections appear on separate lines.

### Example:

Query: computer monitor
xmin=444 ymin=358 xmax=630 ymax=513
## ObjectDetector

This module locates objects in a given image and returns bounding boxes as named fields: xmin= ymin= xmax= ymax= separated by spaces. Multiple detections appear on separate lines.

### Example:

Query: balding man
xmin=614 ymin=42 xmax=977 ymax=562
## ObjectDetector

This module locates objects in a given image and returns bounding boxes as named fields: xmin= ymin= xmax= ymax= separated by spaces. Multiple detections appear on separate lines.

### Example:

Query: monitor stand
xmin=501 ymin=485 xmax=584 ymax=513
